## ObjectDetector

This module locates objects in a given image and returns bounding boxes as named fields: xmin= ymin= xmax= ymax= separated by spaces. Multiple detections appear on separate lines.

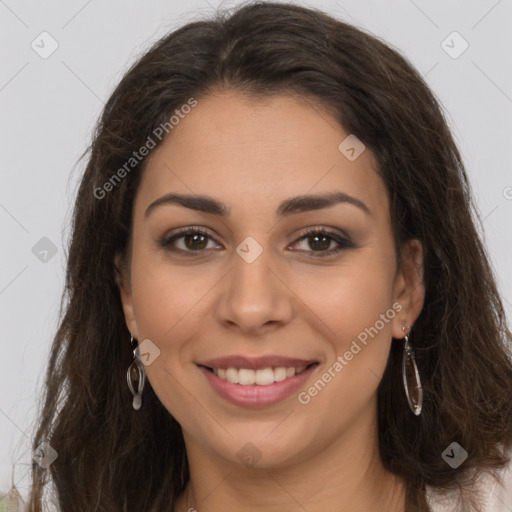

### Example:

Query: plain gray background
xmin=1 ymin=0 xmax=511 ymax=499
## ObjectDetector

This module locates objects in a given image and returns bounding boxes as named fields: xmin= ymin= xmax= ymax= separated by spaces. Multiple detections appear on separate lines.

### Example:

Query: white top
xmin=427 ymin=453 xmax=512 ymax=511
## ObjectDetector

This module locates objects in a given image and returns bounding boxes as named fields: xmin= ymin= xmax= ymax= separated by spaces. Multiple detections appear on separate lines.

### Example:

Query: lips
xmin=196 ymin=355 xmax=320 ymax=407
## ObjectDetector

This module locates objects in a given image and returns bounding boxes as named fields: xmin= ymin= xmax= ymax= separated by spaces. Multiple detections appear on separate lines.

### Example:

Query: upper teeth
xmin=212 ymin=366 xmax=307 ymax=386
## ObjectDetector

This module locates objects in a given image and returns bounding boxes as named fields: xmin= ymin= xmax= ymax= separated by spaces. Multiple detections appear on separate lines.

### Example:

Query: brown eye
xmin=182 ymin=232 xmax=208 ymax=250
xmin=160 ymin=228 xmax=220 ymax=254
xmin=306 ymin=233 xmax=332 ymax=251
xmin=291 ymin=228 xmax=353 ymax=256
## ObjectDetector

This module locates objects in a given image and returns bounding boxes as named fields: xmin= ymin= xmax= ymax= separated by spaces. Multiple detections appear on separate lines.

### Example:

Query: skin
xmin=116 ymin=89 xmax=425 ymax=512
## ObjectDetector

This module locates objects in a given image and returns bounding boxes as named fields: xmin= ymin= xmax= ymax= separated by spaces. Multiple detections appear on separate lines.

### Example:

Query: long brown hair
xmin=25 ymin=2 xmax=512 ymax=510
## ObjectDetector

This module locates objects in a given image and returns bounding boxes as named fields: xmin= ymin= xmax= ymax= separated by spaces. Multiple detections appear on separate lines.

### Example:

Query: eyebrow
xmin=144 ymin=191 xmax=371 ymax=219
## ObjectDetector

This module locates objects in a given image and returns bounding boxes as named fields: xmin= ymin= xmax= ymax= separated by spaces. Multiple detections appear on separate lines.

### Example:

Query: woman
xmin=9 ymin=1 xmax=512 ymax=511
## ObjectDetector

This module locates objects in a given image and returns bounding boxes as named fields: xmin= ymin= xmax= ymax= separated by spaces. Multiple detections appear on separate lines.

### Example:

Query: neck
xmin=174 ymin=406 xmax=406 ymax=512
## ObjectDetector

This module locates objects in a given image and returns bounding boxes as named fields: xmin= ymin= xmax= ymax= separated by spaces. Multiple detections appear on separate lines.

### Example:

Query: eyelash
xmin=159 ymin=226 xmax=354 ymax=258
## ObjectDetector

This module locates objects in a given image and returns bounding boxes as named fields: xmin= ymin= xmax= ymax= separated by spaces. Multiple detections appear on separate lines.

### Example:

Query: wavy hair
xmin=25 ymin=2 xmax=512 ymax=511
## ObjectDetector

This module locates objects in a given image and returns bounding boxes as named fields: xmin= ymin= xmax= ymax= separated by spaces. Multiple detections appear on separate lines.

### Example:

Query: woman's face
xmin=118 ymin=90 xmax=424 ymax=469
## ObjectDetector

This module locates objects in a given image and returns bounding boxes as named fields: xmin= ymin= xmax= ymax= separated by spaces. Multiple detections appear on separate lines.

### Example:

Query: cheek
xmin=293 ymin=250 xmax=397 ymax=404
xmin=130 ymin=252 xmax=205 ymax=342
xmin=129 ymin=256 xmax=207 ymax=420
xmin=293 ymin=251 xmax=396 ymax=344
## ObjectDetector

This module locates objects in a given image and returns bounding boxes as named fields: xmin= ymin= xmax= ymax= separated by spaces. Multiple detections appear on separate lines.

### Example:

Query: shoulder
xmin=426 ymin=449 xmax=512 ymax=512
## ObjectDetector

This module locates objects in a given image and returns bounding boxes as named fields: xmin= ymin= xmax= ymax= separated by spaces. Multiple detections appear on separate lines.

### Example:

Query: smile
xmin=197 ymin=358 xmax=320 ymax=407
xmin=207 ymin=365 xmax=310 ymax=386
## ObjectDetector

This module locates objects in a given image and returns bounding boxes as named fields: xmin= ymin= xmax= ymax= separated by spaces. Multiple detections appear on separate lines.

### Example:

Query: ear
xmin=114 ymin=252 xmax=140 ymax=340
xmin=391 ymin=239 xmax=425 ymax=339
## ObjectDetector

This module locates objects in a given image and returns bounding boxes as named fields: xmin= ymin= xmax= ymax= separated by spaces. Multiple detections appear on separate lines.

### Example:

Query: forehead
xmin=136 ymin=90 xmax=388 ymax=220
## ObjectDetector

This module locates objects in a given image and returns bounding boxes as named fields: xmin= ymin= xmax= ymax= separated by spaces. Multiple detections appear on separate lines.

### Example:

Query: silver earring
xmin=402 ymin=327 xmax=423 ymax=416
xmin=126 ymin=335 xmax=145 ymax=410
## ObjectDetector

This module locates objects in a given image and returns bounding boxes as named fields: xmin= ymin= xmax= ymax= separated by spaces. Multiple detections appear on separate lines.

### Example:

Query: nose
xmin=214 ymin=243 xmax=294 ymax=336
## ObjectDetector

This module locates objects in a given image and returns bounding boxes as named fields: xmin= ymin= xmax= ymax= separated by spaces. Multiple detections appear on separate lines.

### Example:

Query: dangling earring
xmin=126 ymin=335 xmax=146 ymax=410
xmin=402 ymin=325 xmax=423 ymax=416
